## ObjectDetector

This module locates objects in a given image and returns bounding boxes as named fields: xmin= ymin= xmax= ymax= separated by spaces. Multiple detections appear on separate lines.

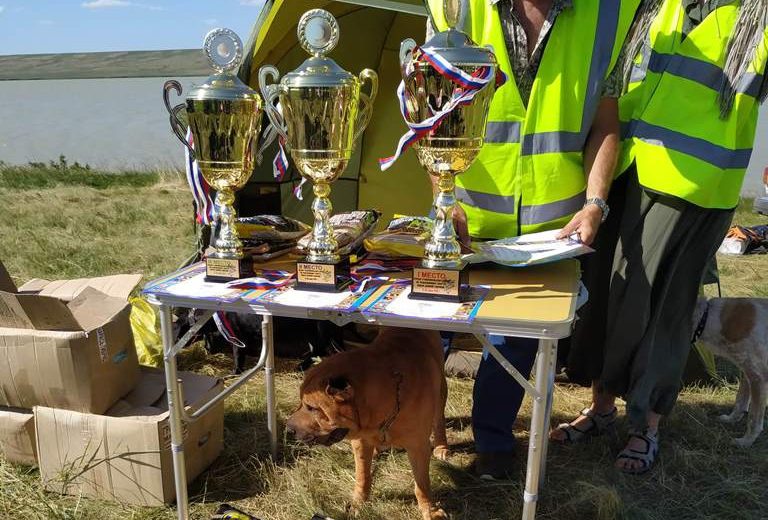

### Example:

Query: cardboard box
xmin=0 ymin=263 xmax=141 ymax=413
xmin=36 ymin=367 xmax=225 ymax=506
xmin=0 ymin=406 xmax=36 ymax=465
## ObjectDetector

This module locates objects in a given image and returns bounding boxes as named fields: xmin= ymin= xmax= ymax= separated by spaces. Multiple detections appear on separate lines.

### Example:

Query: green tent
xmin=239 ymin=0 xmax=433 ymax=225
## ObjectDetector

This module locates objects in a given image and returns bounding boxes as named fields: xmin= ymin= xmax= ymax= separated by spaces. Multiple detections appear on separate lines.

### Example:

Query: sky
xmin=0 ymin=0 xmax=268 ymax=55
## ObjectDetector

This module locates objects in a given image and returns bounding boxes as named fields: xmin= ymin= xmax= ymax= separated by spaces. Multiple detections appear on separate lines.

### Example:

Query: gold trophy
xmin=399 ymin=0 xmax=501 ymax=302
xmin=163 ymin=28 xmax=275 ymax=282
xmin=259 ymin=9 xmax=378 ymax=292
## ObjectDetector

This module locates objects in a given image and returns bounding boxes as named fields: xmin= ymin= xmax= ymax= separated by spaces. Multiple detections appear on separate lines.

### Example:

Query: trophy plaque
xmin=399 ymin=0 xmax=501 ymax=302
xmin=163 ymin=28 xmax=275 ymax=282
xmin=259 ymin=9 xmax=378 ymax=292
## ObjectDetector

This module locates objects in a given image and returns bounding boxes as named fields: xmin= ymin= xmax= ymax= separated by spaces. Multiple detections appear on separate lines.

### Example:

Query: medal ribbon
xmin=379 ymin=46 xmax=507 ymax=171
xmin=184 ymin=128 xmax=215 ymax=225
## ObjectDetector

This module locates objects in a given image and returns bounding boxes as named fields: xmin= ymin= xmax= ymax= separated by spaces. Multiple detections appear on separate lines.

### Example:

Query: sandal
xmin=551 ymin=406 xmax=617 ymax=444
xmin=616 ymin=429 xmax=659 ymax=475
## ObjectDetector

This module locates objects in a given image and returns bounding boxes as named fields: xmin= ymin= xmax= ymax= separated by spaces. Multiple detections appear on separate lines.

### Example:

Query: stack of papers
xmin=362 ymin=284 xmax=488 ymax=323
xmin=467 ymin=230 xmax=593 ymax=267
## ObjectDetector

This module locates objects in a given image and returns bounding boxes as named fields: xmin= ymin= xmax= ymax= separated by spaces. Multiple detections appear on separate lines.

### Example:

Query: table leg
xmin=262 ymin=314 xmax=278 ymax=458
xmin=159 ymin=304 xmax=189 ymax=520
xmin=521 ymin=339 xmax=558 ymax=520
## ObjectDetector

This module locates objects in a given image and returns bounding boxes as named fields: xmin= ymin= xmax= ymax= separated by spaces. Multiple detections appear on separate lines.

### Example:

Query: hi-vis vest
xmin=428 ymin=0 xmax=638 ymax=238
xmin=619 ymin=0 xmax=768 ymax=209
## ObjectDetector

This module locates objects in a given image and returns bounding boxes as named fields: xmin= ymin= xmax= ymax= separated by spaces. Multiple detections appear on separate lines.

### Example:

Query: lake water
xmin=0 ymin=77 xmax=766 ymax=196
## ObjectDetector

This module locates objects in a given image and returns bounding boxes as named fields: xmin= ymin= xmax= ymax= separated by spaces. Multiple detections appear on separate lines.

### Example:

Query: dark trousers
xmin=443 ymin=333 xmax=539 ymax=452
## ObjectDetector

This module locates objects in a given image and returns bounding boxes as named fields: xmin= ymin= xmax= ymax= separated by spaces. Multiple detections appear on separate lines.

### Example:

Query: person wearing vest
xmin=426 ymin=0 xmax=639 ymax=479
xmin=552 ymin=0 xmax=768 ymax=474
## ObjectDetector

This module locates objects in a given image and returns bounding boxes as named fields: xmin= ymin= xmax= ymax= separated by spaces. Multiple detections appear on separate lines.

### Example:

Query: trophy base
xmin=204 ymin=256 xmax=254 ymax=283
xmin=295 ymin=256 xmax=352 ymax=293
xmin=409 ymin=262 xmax=469 ymax=302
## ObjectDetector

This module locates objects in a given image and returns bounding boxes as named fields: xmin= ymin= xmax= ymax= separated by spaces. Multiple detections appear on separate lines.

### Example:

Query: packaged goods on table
xmin=297 ymin=210 xmax=381 ymax=256
xmin=363 ymin=215 xmax=432 ymax=258
xmin=235 ymin=215 xmax=311 ymax=261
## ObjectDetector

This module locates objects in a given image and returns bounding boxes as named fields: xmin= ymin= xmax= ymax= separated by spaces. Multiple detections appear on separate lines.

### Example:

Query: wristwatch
xmin=584 ymin=197 xmax=609 ymax=223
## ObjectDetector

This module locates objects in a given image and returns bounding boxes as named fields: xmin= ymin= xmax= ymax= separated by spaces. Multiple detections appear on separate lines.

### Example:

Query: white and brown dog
xmin=694 ymin=298 xmax=768 ymax=447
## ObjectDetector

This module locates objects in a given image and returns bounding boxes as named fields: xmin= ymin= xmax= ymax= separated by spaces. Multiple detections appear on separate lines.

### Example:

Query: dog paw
xmin=432 ymin=446 xmax=451 ymax=461
xmin=732 ymin=436 xmax=756 ymax=448
xmin=429 ymin=507 xmax=449 ymax=520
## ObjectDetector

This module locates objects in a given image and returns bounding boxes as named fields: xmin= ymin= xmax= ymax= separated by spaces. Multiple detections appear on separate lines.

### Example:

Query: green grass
xmin=0 ymin=159 xmax=160 ymax=191
xmin=0 ymin=171 xmax=766 ymax=520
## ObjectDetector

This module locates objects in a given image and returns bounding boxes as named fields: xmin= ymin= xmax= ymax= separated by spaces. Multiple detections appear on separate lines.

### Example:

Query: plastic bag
xmin=130 ymin=296 xmax=163 ymax=367
xmin=363 ymin=215 xmax=432 ymax=258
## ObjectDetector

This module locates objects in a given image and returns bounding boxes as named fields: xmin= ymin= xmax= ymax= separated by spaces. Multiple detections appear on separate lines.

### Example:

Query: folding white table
xmin=145 ymin=259 xmax=580 ymax=520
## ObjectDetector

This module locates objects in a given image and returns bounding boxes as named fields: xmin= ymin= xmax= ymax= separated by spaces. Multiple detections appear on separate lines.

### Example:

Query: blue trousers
xmin=444 ymin=333 xmax=539 ymax=453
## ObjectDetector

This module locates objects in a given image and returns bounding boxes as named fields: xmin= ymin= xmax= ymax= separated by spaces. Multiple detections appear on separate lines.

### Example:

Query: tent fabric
xmin=241 ymin=0 xmax=433 ymax=225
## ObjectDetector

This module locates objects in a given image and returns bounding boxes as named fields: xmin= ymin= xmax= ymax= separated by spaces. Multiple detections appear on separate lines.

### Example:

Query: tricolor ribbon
xmin=226 ymin=270 xmax=296 ymax=290
xmin=379 ymin=46 xmax=507 ymax=171
xmin=184 ymin=128 xmax=215 ymax=225
xmin=273 ymin=135 xmax=289 ymax=182
xmin=213 ymin=312 xmax=246 ymax=349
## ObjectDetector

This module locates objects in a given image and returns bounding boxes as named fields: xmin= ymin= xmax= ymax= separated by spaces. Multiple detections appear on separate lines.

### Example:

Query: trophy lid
xmin=188 ymin=28 xmax=261 ymax=102
xmin=423 ymin=0 xmax=496 ymax=66
xmin=282 ymin=9 xmax=357 ymax=88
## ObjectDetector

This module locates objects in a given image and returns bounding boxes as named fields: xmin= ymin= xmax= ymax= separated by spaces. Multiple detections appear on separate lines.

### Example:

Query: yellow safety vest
xmin=428 ymin=0 xmax=638 ymax=238
xmin=619 ymin=0 xmax=768 ymax=209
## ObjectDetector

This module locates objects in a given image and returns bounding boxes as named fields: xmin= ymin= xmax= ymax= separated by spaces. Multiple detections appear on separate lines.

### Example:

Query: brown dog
xmin=286 ymin=327 xmax=449 ymax=519
xmin=694 ymin=298 xmax=768 ymax=447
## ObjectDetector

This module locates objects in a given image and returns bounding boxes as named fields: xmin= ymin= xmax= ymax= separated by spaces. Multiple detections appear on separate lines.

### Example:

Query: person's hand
xmin=557 ymin=204 xmax=603 ymax=246
xmin=451 ymin=203 xmax=473 ymax=253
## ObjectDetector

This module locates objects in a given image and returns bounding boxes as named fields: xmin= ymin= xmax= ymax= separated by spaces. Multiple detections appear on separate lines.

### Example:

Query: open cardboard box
xmin=36 ymin=367 xmax=225 ymax=506
xmin=0 ymin=262 xmax=141 ymax=413
xmin=0 ymin=406 xmax=37 ymax=465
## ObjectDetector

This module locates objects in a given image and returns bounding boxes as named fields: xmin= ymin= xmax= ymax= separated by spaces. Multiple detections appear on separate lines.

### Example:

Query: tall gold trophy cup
xmin=259 ymin=9 xmax=378 ymax=292
xmin=163 ymin=28 xmax=275 ymax=282
xmin=400 ymin=0 xmax=500 ymax=302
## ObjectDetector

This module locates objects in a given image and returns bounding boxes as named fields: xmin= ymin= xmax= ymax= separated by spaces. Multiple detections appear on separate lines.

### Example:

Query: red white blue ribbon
xmin=379 ymin=46 xmax=507 ymax=171
xmin=273 ymin=135 xmax=289 ymax=182
xmin=226 ymin=270 xmax=296 ymax=290
xmin=213 ymin=312 xmax=246 ymax=349
xmin=184 ymin=128 xmax=215 ymax=225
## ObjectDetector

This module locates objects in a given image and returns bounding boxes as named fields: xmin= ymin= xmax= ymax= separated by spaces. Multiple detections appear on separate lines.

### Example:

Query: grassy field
xmin=0 ymin=165 xmax=766 ymax=520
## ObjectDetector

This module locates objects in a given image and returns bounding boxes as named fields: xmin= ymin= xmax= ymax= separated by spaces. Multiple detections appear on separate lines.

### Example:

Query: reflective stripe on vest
xmin=620 ymin=0 xmax=767 ymax=208
xmin=646 ymin=51 xmax=765 ymax=98
xmin=427 ymin=0 xmax=638 ymax=237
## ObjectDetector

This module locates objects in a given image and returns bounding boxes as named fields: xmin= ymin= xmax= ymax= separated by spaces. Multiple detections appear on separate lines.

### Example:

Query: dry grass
xmin=0 ymin=178 xmax=766 ymax=520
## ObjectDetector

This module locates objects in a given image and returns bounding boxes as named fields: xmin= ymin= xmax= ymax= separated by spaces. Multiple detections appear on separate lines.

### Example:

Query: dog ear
xmin=326 ymin=376 xmax=354 ymax=401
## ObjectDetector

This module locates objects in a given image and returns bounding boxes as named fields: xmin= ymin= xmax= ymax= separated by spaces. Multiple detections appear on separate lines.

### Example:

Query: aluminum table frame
xmin=148 ymin=284 xmax=575 ymax=520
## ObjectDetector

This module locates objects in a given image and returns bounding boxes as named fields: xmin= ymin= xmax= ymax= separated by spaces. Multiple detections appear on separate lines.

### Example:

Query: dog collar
xmin=378 ymin=371 xmax=404 ymax=443
xmin=691 ymin=301 xmax=710 ymax=345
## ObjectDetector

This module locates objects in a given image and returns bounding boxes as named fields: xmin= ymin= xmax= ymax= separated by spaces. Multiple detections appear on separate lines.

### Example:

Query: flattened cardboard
xmin=0 ymin=407 xmax=36 ymax=465
xmin=36 ymin=368 xmax=225 ymax=506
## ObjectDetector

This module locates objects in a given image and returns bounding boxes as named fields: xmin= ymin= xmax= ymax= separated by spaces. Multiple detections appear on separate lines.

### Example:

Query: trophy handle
xmin=353 ymin=69 xmax=379 ymax=143
xmin=163 ymin=80 xmax=194 ymax=158
xmin=255 ymin=123 xmax=278 ymax=166
xmin=400 ymin=39 xmax=417 ymax=78
xmin=258 ymin=65 xmax=289 ymax=142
